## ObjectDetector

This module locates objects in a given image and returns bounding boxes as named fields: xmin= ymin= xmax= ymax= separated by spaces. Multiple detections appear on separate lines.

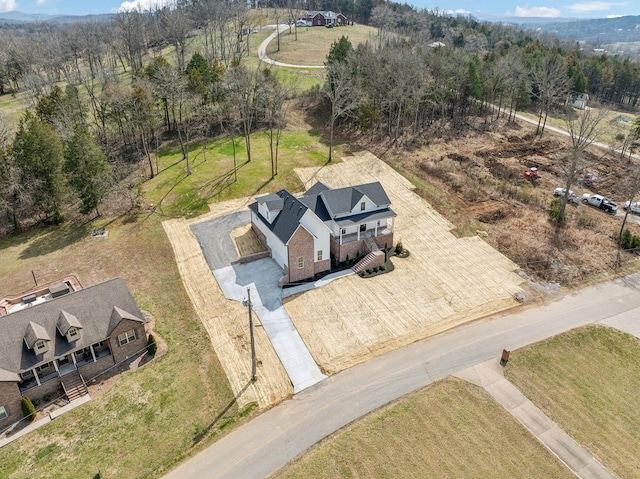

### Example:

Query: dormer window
xmin=35 ymin=339 xmax=49 ymax=354
xmin=360 ymin=202 xmax=365 ymax=211
xmin=66 ymin=327 xmax=81 ymax=342
xmin=57 ymin=310 xmax=83 ymax=343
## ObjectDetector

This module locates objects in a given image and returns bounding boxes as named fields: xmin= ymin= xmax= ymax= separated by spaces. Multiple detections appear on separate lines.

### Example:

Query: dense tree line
xmin=1 ymin=0 xmax=640 ymax=234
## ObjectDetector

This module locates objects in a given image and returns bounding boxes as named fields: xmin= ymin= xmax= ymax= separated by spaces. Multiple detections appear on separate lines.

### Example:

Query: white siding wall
xmin=251 ymin=212 xmax=288 ymax=269
xmin=349 ymin=194 xmax=375 ymax=215
xmin=300 ymin=210 xmax=330 ymax=263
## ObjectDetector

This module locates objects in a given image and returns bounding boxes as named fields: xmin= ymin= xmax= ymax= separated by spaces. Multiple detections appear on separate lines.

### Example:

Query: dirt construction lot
xmin=164 ymin=152 xmax=524 ymax=404
xmin=287 ymin=152 xmax=524 ymax=373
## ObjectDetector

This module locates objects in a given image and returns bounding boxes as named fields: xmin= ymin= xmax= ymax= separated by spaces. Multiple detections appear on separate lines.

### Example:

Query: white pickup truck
xmin=582 ymin=193 xmax=618 ymax=214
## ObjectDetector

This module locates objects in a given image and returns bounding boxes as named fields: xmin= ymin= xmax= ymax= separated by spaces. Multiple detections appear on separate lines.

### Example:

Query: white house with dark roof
xmin=250 ymin=181 xmax=396 ymax=283
xmin=0 ymin=277 xmax=147 ymax=431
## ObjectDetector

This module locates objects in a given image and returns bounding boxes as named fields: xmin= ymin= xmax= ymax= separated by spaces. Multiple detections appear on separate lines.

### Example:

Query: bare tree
xmin=259 ymin=70 xmax=289 ymax=178
xmin=324 ymin=61 xmax=360 ymax=162
xmin=556 ymin=107 xmax=607 ymax=223
xmin=533 ymin=53 xmax=571 ymax=136
xmin=226 ymin=65 xmax=261 ymax=163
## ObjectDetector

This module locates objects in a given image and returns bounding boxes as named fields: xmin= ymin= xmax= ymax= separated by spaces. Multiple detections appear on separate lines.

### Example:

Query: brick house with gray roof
xmin=0 ymin=277 xmax=146 ymax=431
xmin=250 ymin=181 xmax=396 ymax=283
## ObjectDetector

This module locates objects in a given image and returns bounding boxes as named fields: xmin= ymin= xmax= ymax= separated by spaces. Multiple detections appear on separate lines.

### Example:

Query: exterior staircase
xmin=61 ymin=370 xmax=89 ymax=401
xmin=363 ymin=236 xmax=380 ymax=253
xmin=352 ymin=250 xmax=385 ymax=273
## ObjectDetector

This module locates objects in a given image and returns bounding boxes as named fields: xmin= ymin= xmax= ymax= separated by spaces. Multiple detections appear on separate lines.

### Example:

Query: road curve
xmin=257 ymin=24 xmax=325 ymax=69
xmin=164 ymin=273 xmax=640 ymax=479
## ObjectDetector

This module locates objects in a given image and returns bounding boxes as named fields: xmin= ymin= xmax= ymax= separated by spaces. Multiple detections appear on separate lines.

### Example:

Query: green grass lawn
xmin=273 ymin=378 xmax=573 ymax=479
xmin=504 ymin=325 xmax=640 ymax=479
xmin=144 ymin=130 xmax=337 ymax=217
xmin=0 ymin=125 xmax=342 ymax=478
xmin=267 ymin=24 xmax=378 ymax=67
xmin=0 ymin=214 xmax=243 ymax=479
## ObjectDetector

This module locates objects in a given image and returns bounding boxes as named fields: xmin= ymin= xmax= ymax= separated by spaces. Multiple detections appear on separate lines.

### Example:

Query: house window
xmin=68 ymin=327 xmax=78 ymax=338
xmin=341 ymin=228 xmax=346 ymax=235
xmin=360 ymin=202 xmax=365 ymax=211
xmin=118 ymin=330 xmax=137 ymax=346
xmin=35 ymin=340 xmax=46 ymax=351
xmin=317 ymin=250 xmax=323 ymax=261
xmin=297 ymin=257 xmax=304 ymax=269
xmin=360 ymin=224 xmax=366 ymax=232
xmin=35 ymin=362 xmax=53 ymax=373
xmin=0 ymin=406 xmax=8 ymax=420
xmin=377 ymin=220 xmax=381 ymax=226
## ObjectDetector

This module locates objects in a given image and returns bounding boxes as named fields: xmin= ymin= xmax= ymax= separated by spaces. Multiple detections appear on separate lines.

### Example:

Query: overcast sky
xmin=2 ymin=0 xmax=639 ymax=18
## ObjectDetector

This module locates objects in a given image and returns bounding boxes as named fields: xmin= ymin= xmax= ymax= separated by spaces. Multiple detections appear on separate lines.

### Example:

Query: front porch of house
xmin=18 ymin=340 xmax=112 ymax=393
xmin=331 ymin=220 xmax=395 ymax=264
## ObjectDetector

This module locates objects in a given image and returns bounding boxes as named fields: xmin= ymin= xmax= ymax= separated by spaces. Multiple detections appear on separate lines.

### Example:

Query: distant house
xmin=249 ymin=182 xmax=396 ymax=283
xmin=572 ymin=93 xmax=589 ymax=110
xmin=297 ymin=11 xmax=347 ymax=27
xmin=0 ymin=277 xmax=147 ymax=431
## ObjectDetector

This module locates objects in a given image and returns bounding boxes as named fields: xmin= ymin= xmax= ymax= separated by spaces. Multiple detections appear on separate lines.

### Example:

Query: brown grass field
xmin=504 ymin=325 xmax=640 ymax=479
xmin=272 ymin=378 xmax=574 ymax=479
xmin=267 ymin=24 xmax=378 ymax=66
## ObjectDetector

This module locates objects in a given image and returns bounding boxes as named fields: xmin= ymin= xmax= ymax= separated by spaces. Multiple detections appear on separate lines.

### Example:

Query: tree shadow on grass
xmin=19 ymin=222 xmax=93 ymax=260
xmin=192 ymin=379 xmax=255 ymax=446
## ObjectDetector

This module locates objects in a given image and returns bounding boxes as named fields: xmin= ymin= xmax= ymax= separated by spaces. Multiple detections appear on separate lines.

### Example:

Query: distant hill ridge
xmin=0 ymin=10 xmax=113 ymax=25
xmin=521 ymin=15 xmax=640 ymax=43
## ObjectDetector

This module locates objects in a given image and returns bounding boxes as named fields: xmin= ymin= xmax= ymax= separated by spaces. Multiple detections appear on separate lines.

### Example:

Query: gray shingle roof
xmin=24 ymin=322 xmax=51 ymax=349
xmin=321 ymin=182 xmax=391 ymax=218
xmin=257 ymin=193 xmax=284 ymax=212
xmin=249 ymin=190 xmax=309 ymax=244
xmin=303 ymin=181 xmax=330 ymax=197
xmin=57 ymin=310 xmax=82 ymax=336
xmin=0 ymin=277 xmax=144 ymax=377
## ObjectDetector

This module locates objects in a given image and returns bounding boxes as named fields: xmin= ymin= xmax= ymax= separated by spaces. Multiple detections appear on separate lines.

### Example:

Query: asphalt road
xmin=164 ymin=273 xmax=640 ymax=479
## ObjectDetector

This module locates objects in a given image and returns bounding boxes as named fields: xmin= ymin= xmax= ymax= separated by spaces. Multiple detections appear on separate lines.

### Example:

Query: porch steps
xmin=363 ymin=236 xmax=380 ymax=253
xmin=61 ymin=370 xmax=88 ymax=402
xmin=352 ymin=250 xmax=385 ymax=273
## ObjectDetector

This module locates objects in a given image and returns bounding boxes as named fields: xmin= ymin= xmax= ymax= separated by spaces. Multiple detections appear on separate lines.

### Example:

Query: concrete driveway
xmin=191 ymin=216 xmax=326 ymax=393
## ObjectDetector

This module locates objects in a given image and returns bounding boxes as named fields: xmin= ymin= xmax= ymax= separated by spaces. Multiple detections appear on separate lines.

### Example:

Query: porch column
xmin=375 ymin=223 xmax=378 ymax=236
xmin=33 ymin=369 xmax=41 ymax=386
xmin=71 ymin=353 xmax=77 ymax=367
xmin=340 ymin=229 xmax=343 ymax=245
xmin=53 ymin=360 xmax=60 ymax=376
xmin=357 ymin=226 xmax=360 ymax=241
xmin=89 ymin=345 xmax=97 ymax=362
xmin=391 ymin=217 xmax=395 ymax=232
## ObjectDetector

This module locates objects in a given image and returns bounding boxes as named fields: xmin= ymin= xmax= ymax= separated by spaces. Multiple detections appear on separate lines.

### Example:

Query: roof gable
xmin=250 ymin=190 xmax=309 ymax=244
xmin=109 ymin=306 xmax=145 ymax=334
xmin=57 ymin=310 xmax=82 ymax=336
xmin=320 ymin=182 xmax=391 ymax=218
xmin=24 ymin=321 xmax=51 ymax=349
xmin=0 ymin=277 xmax=144 ymax=374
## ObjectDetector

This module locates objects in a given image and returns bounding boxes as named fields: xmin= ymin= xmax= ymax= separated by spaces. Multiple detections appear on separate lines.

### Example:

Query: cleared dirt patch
xmin=163 ymin=203 xmax=292 ymax=408
xmin=272 ymin=378 xmax=574 ymax=479
xmin=287 ymin=152 xmax=523 ymax=374
xmin=230 ymin=224 xmax=266 ymax=257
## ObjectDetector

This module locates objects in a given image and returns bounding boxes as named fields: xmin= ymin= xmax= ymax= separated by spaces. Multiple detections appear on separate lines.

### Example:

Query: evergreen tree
xmin=64 ymin=126 xmax=112 ymax=216
xmin=12 ymin=112 xmax=65 ymax=223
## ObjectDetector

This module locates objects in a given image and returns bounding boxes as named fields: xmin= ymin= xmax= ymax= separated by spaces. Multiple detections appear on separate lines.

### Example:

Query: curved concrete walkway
xmin=213 ymin=258 xmax=327 ymax=393
xmin=455 ymin=361 xmax=616 ymax=479
xmin=257 ymin=24 xmax=325 ymax=69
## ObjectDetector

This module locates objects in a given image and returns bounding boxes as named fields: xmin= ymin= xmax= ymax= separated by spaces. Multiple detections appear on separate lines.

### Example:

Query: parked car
xmin=624 ymin=201 xmax=640 ymax=214
xmin=553 ymin=188 xmax=578 ymax=204
xmin=582 ymin=193 xmax=618 ymax=214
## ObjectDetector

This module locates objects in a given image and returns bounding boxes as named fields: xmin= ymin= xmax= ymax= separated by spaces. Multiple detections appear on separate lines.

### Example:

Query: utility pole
xmin=247 ymin=288 xmax=257 ymax=382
